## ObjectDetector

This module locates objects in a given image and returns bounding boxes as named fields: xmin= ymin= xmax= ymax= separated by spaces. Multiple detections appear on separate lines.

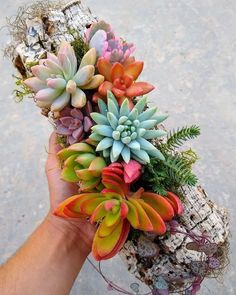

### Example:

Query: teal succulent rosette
xmin=89 ymin=92 xmax=167 ymax=163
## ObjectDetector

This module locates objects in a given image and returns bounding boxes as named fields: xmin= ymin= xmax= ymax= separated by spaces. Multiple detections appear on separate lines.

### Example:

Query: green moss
xmin=71 ymin=36 xmax=90 ymax=65
xmin=25 ymin=60 xmax=39 ymax=69
xmin=128 ymin=229 xmax=141 ymax=242
xmin=56 ymin=134 xmax=69 ymax=148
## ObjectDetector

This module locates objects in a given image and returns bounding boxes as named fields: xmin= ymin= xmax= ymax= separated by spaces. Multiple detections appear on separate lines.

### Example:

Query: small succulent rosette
xmin=10 ymin=2 xmax=229 ymax=294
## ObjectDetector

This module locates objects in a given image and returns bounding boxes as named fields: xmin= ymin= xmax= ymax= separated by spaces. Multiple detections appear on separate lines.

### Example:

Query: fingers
xmin=48 ymin=132 xmax=61 ymax=161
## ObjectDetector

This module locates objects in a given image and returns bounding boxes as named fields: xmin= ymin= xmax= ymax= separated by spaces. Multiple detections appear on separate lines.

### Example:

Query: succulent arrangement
xmin=9 ymin=2 xmax=230 ymax=294
xmin=17 ymin=20 xmax=201 ymax=263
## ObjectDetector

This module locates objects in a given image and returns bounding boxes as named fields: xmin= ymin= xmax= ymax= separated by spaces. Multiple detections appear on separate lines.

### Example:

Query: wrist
xmin=44 ymin=213 xmax=91 ymax=258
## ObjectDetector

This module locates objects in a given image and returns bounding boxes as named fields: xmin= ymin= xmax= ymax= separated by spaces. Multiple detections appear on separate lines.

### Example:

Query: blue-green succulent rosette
xmin=89 ymin=91 xmax=168 ymax=164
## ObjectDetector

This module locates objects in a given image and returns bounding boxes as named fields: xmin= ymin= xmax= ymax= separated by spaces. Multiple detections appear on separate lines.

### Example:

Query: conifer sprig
xmin=162 ymin=125 xmax=200 ymax=152
xmin=142 ymin=154 xmax=198 ymax=196
xmin=141 ymin=125 xmax=200 ymax=195
xmin=163 ymin=154 xmax=198 ymax=186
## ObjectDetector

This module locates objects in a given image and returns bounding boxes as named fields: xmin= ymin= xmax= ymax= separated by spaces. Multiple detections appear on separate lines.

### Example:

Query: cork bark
xmin=119 ymin=185 xmax=229 ymax=288
xmin=8 ymin=1 xmax=97 ymax=77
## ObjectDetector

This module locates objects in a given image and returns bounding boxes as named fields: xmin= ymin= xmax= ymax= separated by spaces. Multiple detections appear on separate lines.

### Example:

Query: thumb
xmin=46 ymin=132 xmax=61 ymax=174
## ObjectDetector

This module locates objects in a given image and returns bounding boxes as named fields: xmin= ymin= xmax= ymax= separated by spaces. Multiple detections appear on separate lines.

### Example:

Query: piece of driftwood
xmin=120 ymin=185 xmax=229 ymax=290
xmin=7 ymin=1 xmax=230 ymax=292
xmin=7 ymin=0 xmax=97 ymax=77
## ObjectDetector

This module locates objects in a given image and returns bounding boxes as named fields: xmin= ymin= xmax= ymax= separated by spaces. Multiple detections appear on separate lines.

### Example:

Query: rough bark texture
xmin=7 ymin=0 xmax=230 ymax=292
xmin=8 ymin=0 xmax=97 ymax=77
xmin=119 ymin=185 xmax=229 ymax=289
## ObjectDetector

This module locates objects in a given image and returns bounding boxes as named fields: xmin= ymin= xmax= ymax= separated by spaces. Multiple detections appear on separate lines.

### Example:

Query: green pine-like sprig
xmin=141 ymin=124 xmax=200 ymax=195
xmin=162 ymin=125 xmax=200 ymax=152
xmin=141 ymin=153 xmax=198 ymax=195
xmin=163 ymin=154 xmax=198 ymax=186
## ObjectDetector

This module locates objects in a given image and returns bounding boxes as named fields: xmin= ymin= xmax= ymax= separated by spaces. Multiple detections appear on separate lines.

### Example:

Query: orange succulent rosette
xmin=93 ymin=57 xmax=155 ymax=107
xmin=54 ymin=163 xmax=183 ymax=261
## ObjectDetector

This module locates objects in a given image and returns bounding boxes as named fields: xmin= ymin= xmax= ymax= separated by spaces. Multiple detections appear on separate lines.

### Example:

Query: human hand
xmin=45 ymin=132 xmax=95 ymax=255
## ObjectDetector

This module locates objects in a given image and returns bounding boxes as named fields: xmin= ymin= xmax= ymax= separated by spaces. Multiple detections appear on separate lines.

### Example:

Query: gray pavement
xmin=0 ymin=0 xmax=235 ymax=294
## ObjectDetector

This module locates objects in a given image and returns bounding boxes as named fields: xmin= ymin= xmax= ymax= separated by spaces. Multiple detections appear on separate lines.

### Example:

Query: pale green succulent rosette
xmin=89 ymin=92 xmax=168 ymax=164
xmin=24 ymin=42 xmax=104 ymax=111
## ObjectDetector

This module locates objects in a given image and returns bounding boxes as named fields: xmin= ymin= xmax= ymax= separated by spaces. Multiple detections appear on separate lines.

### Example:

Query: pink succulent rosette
xmin=55 ymin=102 xmax=94 ymax=144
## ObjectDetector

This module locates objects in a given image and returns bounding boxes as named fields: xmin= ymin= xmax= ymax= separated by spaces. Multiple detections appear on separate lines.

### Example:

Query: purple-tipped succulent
xmin=24 ymin=41 xmax=104 ymax=112
xmin=55 ymin=101 xmax=94 ymax=145
xmin=86 ymin=20 xmax=135 ymax=64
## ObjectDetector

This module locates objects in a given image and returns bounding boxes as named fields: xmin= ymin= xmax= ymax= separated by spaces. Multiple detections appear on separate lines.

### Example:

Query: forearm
xmin=0 ymin=215 xmax=89 ymax=295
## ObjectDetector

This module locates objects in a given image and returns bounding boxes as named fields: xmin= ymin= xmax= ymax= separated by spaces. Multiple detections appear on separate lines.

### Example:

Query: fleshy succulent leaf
xmin=137 ymin=199 xmax=166 ymax=234
xmin=121 ymin=146 xmax=131 ymax=163
xmin=165 ymin=192 xmax=184 ymax=215
xmin=119 ymin=99 xmax=130 ymax=117
xmin=98 ymin=98 xmax=108 ymax=116
xmin=96 ymin=137 xmax=114 ymax=151
xmin=153 ymin=113 xmax=168 ymax=124
xmin=112 ymin=140 xmax=124 ymax=158
xmin=54 ymin=194 xmax=87 ymax=218
xmin=68 ymin=143 xmax=95 ymax=153
xmin=92 ymin=219 xmax=130 ymax=261
xmin=107 ymin=112 xmax=118 ymax=129
xmin=107 ymin=98 xmax=119 ymax=117
xmin=143 ymin=130 xmax=167 ymax=139
xmin=92 ymin=125 xmax=113 ymax=137
xmin=73 ymin=65 xmax=95 ymax=86
xmin=79 ymin=48 xmax=97 ymax=68
xmin=90 ymin=201 xmax=107 ymax=223
xmin=126 ymin=201 xmax=140 ymax=228
xmin=127 ymin=198 xmax=153 ymax=231
xmin=141 ymin=192 xmax=174 ymax=221
xmin=139 ymin=120 xmax=157 ymax=129
xmin=98 ymin=217 xmax=120 ymax=237
xmin=135 ymin=96 xmax=148 ymax=113
xmin=90 ymin=112 xmax=109 ymax=125
xmin=124 ymin=61 xmax=143 ymax=80
xmin=75 ymin=153 xmax=96 ymax=168
xmin=104 ymin=211 xmax=121 ymax=227
xmin=81 ymin=75 xmax=104 ymax=89
xmin=97 ymin=58 xmax=112 ymax=81
xmin=88 ymin=157 xmax=107 ymax=177
xmin=138 ymin=107 xmax=158 ymax=121
xmin=122 ymin=160 xmax=142 ymax=183
xmin=80 ymin=197 xmax=106 ymax=215
xmin=79 ymin=177 xmax=101 ymax=192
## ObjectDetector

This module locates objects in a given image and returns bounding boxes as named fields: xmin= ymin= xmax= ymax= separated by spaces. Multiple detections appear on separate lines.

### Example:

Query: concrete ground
xmin=0 ymin=0 xmax=235 ymax=294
